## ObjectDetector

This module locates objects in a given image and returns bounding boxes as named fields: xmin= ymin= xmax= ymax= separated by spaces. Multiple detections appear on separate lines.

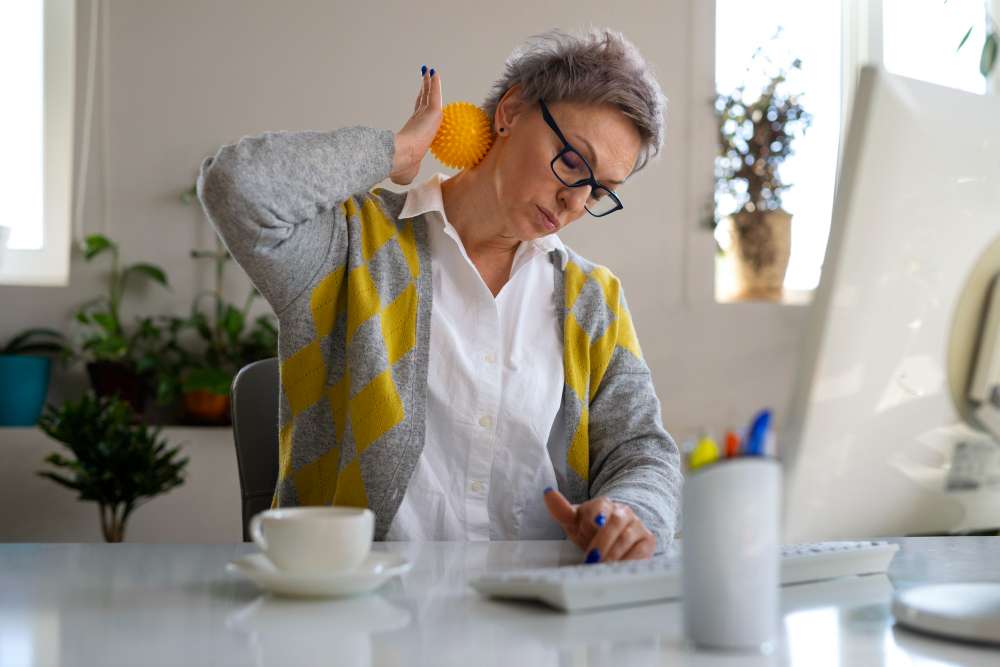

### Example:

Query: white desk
xmin=0 ymin=537 xmax=997 ymax=666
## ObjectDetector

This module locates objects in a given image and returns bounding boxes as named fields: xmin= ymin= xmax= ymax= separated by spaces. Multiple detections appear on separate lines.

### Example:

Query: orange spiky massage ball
xmin=430 ymin=102 xmax=495 ymax=170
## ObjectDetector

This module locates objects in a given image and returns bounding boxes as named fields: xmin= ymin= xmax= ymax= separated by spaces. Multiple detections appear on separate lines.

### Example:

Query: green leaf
xmin=84 ymin=234 xmax=115 ymax=261
xmin=1 ymin=328 xmax=66 ymax=355
xmin=182 ymin=367 xmax=232 ymax=395
xmin=191 ymin=312 xmax=212 ymax=341
xmin=135 ymin=354 xmax=158 ymax=374
xmin=221 ymin=306 xmax=245 ymax=342
xmin=957 ymin=25 xmax=974 ymax=52
xmin=179 ymin=184 xmax=198 ymax=205
xmin=981 ymin=32 xmax=998 ymax=77
xmin=88 ymin=335 xmax=128 ymax=360
xmin=123 ymin=263 xmax=170 ymax=289
xmin=5 ymin=342 xmax=65 ymax=356
xmin=37 ymin=471 xmax=83 ymax=493
xmin=91 ymin=313 xmax=119 ymax=335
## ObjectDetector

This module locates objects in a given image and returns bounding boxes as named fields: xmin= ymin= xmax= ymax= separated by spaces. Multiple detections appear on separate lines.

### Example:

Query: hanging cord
xmin=100 ymin=0 xmax=111 ymax=236
xmin=72 ymin=0 xmax=100 ymax=251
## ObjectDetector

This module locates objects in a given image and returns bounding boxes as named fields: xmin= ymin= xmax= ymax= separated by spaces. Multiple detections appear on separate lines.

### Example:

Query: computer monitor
xmin=781 ymin=65 xmax=1000 ymax=543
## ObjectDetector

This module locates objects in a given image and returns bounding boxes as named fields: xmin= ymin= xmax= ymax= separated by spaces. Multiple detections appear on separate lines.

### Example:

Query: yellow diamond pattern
xmin=310 ymin=266 xmax=346 ymax=339
xmin=277 ymin=193 xmax=419 ymax=510
xmin=567 ymin=407 xmax=589 ymax=481
xmin=333 ymin=457 xmax=369 ymax=508
xmin=276 ymin=188 xmax=641 ymax=506
xmin=291 ymin=445 xmax=340 ymax=506
xmin=281 ymin=340 xmax=326 ymax=417
xmin=349 ymin=368 xmax=405 ymax=454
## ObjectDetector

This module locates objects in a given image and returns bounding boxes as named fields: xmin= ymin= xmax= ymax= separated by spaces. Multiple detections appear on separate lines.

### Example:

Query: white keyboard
xmin=470 ymin=540 xmax=900 ymax=612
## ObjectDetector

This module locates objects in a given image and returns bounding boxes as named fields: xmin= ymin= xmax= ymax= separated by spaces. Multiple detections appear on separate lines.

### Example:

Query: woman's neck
xmin=439 ymin=161 xmax=521 ymax=263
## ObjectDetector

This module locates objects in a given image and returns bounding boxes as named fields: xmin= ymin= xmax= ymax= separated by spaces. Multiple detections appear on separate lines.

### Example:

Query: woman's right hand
xmin=390 ymin=67 xmax=443 ymax=186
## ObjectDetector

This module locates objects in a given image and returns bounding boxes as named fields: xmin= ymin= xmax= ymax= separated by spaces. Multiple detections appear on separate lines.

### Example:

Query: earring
xmin=498 ymin=127 xmax=506 ymax=134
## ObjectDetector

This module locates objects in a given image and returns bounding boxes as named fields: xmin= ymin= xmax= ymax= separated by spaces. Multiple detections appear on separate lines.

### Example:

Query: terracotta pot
xmin=182 ymin=390 xmax=231 ymax=425
xmin=86 ymin=361 xmax=149 ymax=414
xmin=728 ymin=209 xmax=792 ymax=301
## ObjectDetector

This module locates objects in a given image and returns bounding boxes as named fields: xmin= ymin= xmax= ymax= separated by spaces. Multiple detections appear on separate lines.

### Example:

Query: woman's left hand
xmin=543 ymin=488 xmax=656 ymax=563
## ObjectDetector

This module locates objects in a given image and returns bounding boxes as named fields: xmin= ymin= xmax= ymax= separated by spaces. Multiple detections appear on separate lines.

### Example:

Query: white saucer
xmin=893 ymin=583 xmax=1000 ymax=645
xmin=226 ymin=551 xmax=411 ymax=598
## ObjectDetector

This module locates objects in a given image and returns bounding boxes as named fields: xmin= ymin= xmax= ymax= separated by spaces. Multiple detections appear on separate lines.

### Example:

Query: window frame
xmin=687 ymin=0 xmax=881 ymax=306
xmin=0 ymin=0 xmax=76 ymax=287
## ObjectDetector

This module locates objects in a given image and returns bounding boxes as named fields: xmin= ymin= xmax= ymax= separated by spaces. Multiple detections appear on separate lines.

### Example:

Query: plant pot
xmin=86 ymin=361 xmax=149 ymax=414
xmin=728 ymin=209 xmax=793 ymax=301
xmin=182 ymin=389 xmax=231 ymax=425
xmin=0 ymin=355 xmax=51 ymax=425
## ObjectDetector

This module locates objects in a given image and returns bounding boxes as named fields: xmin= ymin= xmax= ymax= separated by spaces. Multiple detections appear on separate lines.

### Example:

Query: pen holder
xmin=681 ymin=457 xmax=781 ymax=652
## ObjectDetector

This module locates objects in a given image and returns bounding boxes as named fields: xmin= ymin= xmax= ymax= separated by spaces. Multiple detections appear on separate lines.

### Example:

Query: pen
xmin=745 ymin=409 xmax=772 ymax=456
xmin=724 ymin=430 xmax=741 ymax=458
xmin=689 ymin=435 xmax=720 ymax=470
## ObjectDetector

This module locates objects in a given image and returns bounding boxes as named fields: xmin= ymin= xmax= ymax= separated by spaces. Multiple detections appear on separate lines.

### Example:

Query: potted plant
xmin=37 ymin=392 xmax=188 ymax=542
xmin=75 ymin=234 xmax=170 ymax=413
xmin=151 ymin=249 xmax=277 ymax=425
xmin=712 ymin=38 xmax=813 ymax=301
xmin=0 ymin=328 xmax=70 ymax=425
xmin=152 ymin=185 xmax=277 ymax=425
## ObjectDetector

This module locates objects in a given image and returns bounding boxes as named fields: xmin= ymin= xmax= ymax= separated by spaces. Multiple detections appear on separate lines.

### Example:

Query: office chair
xmin=230 ymin=357 xmax=280 ymax=542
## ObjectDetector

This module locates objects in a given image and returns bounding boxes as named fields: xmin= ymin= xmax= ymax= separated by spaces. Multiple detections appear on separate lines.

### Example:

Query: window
xmin=883 ymin=0 xmax=990 ymax=94
xmin=714 ymin=0 xmax=843 ymax=302
xmin=0 ymin=0 xmax=75 ymax=286
xmin=712 ymin=0 xmax=996 ymax=304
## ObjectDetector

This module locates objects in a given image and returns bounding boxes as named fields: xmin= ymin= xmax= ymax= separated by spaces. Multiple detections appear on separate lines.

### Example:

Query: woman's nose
xmin=559 ymin=185 xmax=591 ymax=213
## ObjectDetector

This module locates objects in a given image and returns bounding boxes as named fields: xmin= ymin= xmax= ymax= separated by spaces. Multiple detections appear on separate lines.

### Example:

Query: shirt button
xmin=470 ymin=480 xmax=485 ymax=493
xmin=479 ymin=415 xmax=493 ymax=428
xmin=485 ymin=352 xmax=497 ymax=364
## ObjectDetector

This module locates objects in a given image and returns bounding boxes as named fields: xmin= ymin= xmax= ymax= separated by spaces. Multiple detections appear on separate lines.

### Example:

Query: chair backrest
xmin=230 ymin=357 xmax=280 ymax=541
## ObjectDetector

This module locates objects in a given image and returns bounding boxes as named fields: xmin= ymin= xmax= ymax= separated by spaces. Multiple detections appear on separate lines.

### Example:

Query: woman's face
xmin=492 ymin=92 xmax=642 ymax=242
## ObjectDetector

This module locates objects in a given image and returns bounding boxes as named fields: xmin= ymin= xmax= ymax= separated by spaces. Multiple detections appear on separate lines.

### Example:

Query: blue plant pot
xmin=0 ymin=355 xmax=52 ymax=426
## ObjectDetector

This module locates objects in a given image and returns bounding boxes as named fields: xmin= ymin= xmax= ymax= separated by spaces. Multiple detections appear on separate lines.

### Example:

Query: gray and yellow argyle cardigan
xmin=198 ymin=126 xmax=682 ymax=546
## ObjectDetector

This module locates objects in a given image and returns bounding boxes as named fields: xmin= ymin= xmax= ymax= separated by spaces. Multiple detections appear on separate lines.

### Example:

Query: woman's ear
xmin=495 ymin=84 xmax=531 ymax=131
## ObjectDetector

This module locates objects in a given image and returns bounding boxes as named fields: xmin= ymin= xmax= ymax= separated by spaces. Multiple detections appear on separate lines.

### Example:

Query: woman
xmin=198 ymin=28 xmax=682 ymax=563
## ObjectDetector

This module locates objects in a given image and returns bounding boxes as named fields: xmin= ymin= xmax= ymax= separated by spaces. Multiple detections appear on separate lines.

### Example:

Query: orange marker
xmin=724 ymin=430 xmax=741 ymax=458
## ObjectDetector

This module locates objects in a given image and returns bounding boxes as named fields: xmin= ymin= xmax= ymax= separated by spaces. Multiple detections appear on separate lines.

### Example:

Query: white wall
xmin=0 ymin=0 xmax=810 ymax=542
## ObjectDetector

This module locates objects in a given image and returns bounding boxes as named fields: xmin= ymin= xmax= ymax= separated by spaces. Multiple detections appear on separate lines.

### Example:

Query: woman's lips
xmin=536 ymin=206 xmax=558 ymax=232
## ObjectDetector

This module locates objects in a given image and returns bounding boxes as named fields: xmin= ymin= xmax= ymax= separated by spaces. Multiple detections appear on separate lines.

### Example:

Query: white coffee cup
xmin=249 ymin=507 xmax=374 ymax=574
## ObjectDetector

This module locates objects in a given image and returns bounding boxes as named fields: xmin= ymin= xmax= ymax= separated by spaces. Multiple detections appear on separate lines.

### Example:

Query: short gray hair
xmin=483 ymin=27 xmax=667 ymax=175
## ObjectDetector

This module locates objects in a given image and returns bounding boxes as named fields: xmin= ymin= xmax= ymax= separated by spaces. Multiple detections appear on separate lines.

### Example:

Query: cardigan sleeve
xmin=586 ymin=290 xmax=683 ymax=553
xmin=196 ymin=126 xmax=396 ymax=315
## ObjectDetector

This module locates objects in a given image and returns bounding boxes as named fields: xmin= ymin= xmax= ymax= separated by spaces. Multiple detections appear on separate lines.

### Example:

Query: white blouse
xmin=385 ymin=173 xmax=569 ymax=541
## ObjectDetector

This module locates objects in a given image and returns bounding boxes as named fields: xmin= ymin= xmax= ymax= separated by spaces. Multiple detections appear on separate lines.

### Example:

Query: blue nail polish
xmin=430 ymin=68 xmax=435 ymax=77
xmin=595 ymin=513 xmax=606 ymax=527
xmin=543 ymin=486 xmax=554 ymax=494
xmin=421 ymin=65 xmax=427 ymax=75
xmin=585 ymin=548 xmax=601 ymax=564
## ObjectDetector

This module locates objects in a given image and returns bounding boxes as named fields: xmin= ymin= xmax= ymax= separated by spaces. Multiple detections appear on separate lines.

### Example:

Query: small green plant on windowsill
xmin=74 ymin=234 xmax=171 ymax=414
xmin=37 ymin=392 xmax=188 ymax=542
xmin=151 ymin=183 xmax=277 ymax=425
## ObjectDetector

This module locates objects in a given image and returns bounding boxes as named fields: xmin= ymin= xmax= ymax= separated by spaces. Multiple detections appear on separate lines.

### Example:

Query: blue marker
xmin=745 ymin=409 xmax=772 ymax=456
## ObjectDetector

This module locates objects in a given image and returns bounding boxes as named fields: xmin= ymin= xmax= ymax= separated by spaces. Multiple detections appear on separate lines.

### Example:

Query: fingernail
xmin=421 ymin=65 xmax=427 ymax=76
xmin=595 ymin=513 xmax=606 ymax=527
xmin=585 ymin=548 xmax=601 ymax=564
xmin=430 ymin=68 xmax=436 ymax=77
xmin=543 ymin=486 xmax=554 ymax=494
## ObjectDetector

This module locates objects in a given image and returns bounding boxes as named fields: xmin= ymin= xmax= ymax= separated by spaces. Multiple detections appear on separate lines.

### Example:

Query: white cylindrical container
xmin=681 ymin=457 xmax=781 ymax=652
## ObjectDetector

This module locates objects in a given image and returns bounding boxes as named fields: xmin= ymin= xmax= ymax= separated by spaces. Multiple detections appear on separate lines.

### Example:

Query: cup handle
xmin=249 ymin=513 xmax=267 ymax=551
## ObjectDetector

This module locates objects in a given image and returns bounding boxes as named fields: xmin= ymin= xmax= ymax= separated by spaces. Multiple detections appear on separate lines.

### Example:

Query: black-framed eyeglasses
xmin=539 ymin=98 xmax=624 ymax=218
